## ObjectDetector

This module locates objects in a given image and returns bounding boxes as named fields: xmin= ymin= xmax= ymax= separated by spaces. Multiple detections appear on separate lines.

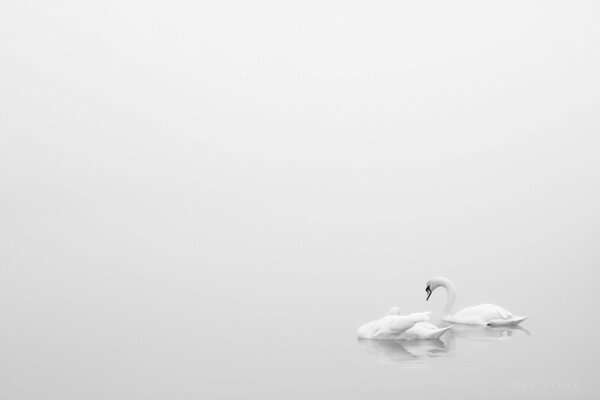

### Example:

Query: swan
xmin=357 ymin=308 xmax=451 ymax=340
xmin=425 ymin=277 xmax=528 ymax=326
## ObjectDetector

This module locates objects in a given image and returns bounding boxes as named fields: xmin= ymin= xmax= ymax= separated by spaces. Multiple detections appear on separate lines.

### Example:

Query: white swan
xmin=425 ymin=277 xmax=528 ymax=326
xmin=357 ymin=308 xmax=451 ymax=340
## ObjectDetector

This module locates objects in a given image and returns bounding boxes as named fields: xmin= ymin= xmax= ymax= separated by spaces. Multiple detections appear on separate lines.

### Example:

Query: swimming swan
xmin=357 ymin=309 xmax=451 ymax=340
xmin=425 ymin=277 xmax=528 ymax=326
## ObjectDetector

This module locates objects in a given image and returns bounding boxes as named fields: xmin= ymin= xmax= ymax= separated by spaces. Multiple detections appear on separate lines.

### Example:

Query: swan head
xmin=425 ymin=277 xmax=453 ymax=301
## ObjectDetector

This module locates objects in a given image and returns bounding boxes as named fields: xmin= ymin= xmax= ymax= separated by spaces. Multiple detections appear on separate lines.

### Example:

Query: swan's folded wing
xmin=387 ymin=317 xmax=419 ymax=334
xmin=414 ymin=321 xmax=438 ymax=330
xmin=387 ymin=313 xmax=430 ymax=334
xmin=494 ymin=306 xmax=511 ymax=319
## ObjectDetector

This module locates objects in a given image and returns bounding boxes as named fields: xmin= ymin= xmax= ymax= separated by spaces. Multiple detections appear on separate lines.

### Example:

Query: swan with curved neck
xmin=425 ymin=277 xmax=528 ymax=326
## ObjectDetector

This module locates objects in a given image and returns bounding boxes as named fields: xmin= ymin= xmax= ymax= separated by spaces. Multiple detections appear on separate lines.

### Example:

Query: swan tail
xmin=487 ymin=316 xmax=528 ymax=326
xmin=428 ymin=325 xmax=453 ymax=340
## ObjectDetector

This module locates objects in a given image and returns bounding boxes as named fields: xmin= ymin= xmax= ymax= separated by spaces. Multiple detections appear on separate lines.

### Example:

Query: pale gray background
xmin=1 ymin=1 xmax=599 ymax=399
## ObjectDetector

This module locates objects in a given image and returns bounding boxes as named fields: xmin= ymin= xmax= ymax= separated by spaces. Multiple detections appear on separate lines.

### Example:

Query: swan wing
xmin=357 ymin=313 xmax=430 ymax=339
xmin=415 ymin=322 xmax=438 ymax=330
xmin=387 ymin=314 xmax=427 ymax=333
xmin=493 ymin=305 xmax=512 ymax=319
xmin=399 ymin=324 xmax=453 ymax=340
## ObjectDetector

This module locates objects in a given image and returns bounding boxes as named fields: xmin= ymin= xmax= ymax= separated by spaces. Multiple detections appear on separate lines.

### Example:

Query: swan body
xmin=398 ymin=321 xmax=453 ymax=340
xmin=449 ymin=304 xmax=528 ymax=326
xmin=357 ymin=311 xmax=430 ymax=340
xmin=358 ymin=308 xmax=452 ymax=340
xmin=386 ymin=306 xmax=453 ymax=340
xmin=426 ymin=277 xmax=528 ymax=326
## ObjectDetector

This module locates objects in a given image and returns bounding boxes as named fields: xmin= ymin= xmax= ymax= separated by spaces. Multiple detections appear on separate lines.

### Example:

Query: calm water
xmin=0 ymin=160 xmax=598 ymax=400
xmin=1 ymin=242 xmax=597 ymax=399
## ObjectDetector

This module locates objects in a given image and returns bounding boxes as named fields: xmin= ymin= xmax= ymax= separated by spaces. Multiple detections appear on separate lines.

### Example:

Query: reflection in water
xmin=357 ymin=339 xmax=454 ymax=368
xmin=358 ymin=324 xmax=531 ymax=368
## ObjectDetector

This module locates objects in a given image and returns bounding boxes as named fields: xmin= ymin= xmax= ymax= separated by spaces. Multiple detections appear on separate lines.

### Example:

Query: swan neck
xmin=441 ymin=280 xmax=456 ymax=317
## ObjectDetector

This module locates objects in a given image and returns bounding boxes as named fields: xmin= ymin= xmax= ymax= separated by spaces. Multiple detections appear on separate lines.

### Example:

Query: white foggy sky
xmin=2 ymin=0 xmax=598 ymax=266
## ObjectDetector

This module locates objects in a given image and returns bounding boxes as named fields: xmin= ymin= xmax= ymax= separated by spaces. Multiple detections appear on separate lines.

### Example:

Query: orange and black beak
xmin=425 ymin=286 xmax=432 ymax=301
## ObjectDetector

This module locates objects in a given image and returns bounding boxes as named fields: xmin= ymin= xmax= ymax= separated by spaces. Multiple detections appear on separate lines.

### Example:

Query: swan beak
xmin=425 ymin=286 xmax=432 ymax=301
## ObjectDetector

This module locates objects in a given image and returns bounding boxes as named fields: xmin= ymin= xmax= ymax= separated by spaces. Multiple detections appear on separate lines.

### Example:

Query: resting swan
xmin=357 ymin=308 xmax=452 ymax=340
xmin=425 ymin=277 xmax=528 ymax=326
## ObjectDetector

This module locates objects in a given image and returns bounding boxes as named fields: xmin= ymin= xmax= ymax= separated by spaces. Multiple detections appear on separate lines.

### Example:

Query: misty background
xmin=1 ymin=1 xmax=599 ymax=399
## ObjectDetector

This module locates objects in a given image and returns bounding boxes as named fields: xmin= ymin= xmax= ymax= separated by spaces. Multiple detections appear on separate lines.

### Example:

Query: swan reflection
xmin=358 ymin=324 xmax=530 ymax=367
xmin=357 ymin=338 xmax=453 ymax=368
